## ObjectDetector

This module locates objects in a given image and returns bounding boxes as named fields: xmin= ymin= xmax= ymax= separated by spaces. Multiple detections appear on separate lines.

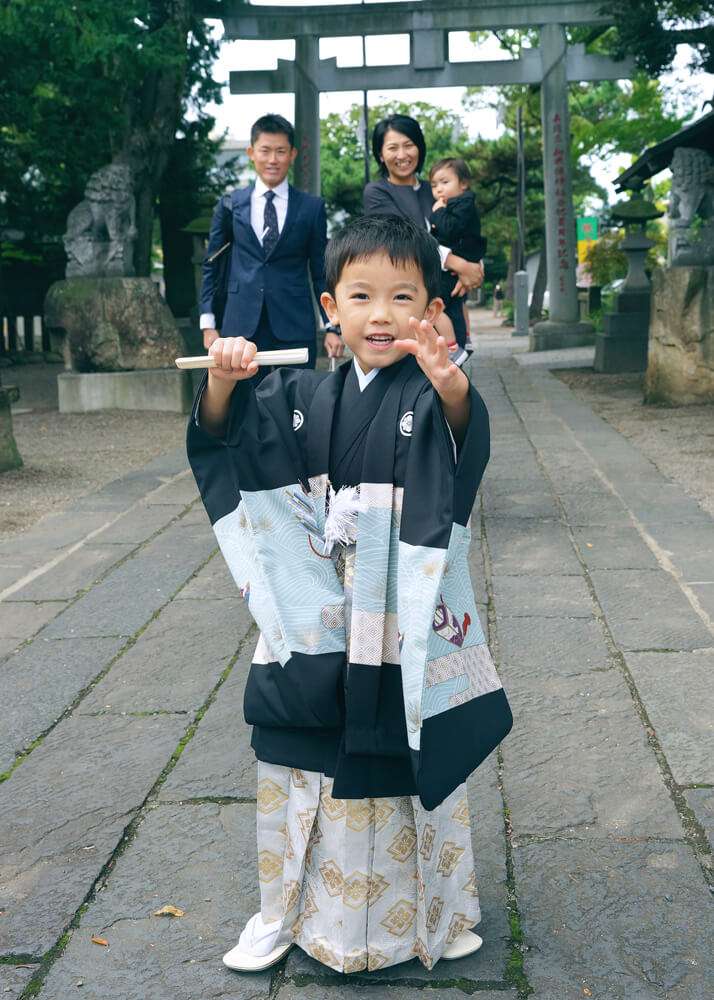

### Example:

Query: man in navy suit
xmin=200 ymin=113 xmax=343 ymax=368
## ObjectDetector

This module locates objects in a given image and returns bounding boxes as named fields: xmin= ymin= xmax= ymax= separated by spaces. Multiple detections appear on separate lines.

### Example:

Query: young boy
xmin=187 ymin=215 xmax=511 ymax=976
xmin=429 ymin=158 xmax=487 ymax=363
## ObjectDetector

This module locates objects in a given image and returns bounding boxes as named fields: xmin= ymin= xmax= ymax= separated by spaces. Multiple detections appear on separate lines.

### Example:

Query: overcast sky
xmin=204 ymin=2 xmax=714 ymax=206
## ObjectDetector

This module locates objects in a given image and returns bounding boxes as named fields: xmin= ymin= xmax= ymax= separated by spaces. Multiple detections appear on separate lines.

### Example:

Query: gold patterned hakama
xmin=256 ymin=761 xmax=481 ymax=972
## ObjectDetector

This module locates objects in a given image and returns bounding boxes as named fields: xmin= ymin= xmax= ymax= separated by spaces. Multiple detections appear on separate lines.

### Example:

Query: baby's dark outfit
xmin=430 ymin=192 xmax=487 ymax=349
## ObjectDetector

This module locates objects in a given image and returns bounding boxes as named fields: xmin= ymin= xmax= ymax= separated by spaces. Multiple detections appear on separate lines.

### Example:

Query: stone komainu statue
xmin=64 ymin=163 xmax=137 ymax=278
xmin=668 ymin=146 xmax=714 ymax=267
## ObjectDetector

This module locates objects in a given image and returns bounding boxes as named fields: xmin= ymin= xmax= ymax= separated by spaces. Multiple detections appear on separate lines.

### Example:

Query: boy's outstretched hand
xmin=199 ymin=336 xmax=257 ymax=438
xmin=208 ymin=336 xmax=259 ymax=382
xmin=394 ymin=317 xmax=470 ymax=445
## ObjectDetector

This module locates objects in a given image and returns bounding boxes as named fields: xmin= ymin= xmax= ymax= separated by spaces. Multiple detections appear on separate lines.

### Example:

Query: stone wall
xmin=645 ymin=265 xmax=714 ymax=405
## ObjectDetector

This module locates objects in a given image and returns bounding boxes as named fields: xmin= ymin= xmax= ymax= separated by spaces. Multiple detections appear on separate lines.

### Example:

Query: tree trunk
xmin=118 ymin=1 xmax=193 ymax=277
xmin=529 ymin=239 xmax=547 ymax=320
xmin=505 ymin=240 xmax=519 ymax=301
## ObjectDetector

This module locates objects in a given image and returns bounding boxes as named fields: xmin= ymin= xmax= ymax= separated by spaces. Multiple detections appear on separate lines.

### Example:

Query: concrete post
xmin=294 ymin=35 xmax=321 ymax=196
xmin=513 ymin=270 xmax=529 ymax=336
xmin=531 ymin=23 xmax=593 ymax=351
xmin=0 ymin=374 xmax=22 ymax=473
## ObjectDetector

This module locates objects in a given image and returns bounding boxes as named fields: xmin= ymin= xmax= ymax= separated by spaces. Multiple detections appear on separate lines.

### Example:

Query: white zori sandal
xmin=441 ymin=929 xmax=484 ymax=960
xmin=222 ymin=913 xmax=292 ymax=972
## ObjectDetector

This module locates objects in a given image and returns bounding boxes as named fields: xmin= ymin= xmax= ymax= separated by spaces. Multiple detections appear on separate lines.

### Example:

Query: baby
xmin=429 ymin=158 xmax=487 ymax=364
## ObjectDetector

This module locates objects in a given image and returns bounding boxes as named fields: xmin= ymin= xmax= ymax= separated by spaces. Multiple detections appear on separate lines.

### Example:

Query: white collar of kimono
xmin=353 ymin=359 xmax=381 ymax=392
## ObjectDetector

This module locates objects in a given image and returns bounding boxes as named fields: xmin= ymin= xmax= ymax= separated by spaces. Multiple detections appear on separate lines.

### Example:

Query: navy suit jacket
xmin=200 ymin=184 xmax=328 ymax=343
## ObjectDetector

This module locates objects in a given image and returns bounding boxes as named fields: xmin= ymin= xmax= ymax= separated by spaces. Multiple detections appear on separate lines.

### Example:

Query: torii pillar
xmin=531 ymin=24 xmax=594 ymax=349
xmin=294 ymin=35 xmax=321 ymax=195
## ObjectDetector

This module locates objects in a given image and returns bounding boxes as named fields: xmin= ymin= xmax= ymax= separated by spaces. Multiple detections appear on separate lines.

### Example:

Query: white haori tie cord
xmin=237 ymin=913 xmax=283 ymax=957
xmin=323 ymin=486 xmax=367 ymax=555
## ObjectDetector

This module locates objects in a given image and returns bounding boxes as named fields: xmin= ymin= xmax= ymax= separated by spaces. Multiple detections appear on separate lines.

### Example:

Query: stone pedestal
xmin=645 ymin=265 xmax=714 ymax=405
xmin=58 ymin=370 xmax=194 ymax=414
xmin=513 ymin=270 xmax=529 ymax=337
xmin=45 ymin=277 xmax=185 ymax=373
xmin=594 ymin=291 xmax=651 ymax=373
xmin=530 ymin=320 xmax=595 ymax=352
xmin=0 ymin=383 xmax=22 ymax=473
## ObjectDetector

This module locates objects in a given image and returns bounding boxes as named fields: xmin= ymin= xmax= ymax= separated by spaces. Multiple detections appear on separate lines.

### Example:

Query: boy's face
xmin=321 ymin=254 xmax=443 ymax=373
xmin=247 ymin=131 xmax=297 ymax=187
xmin=430 ymin=166 xmax=468 ymax=203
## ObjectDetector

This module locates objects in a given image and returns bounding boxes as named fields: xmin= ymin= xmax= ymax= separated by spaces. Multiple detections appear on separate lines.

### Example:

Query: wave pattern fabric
xmin=187 ymin=357 xmax=512 ymax=809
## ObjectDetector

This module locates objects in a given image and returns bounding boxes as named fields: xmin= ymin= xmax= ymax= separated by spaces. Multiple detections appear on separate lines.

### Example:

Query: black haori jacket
xmin=187 ymin=357 xmax=512 ymax=810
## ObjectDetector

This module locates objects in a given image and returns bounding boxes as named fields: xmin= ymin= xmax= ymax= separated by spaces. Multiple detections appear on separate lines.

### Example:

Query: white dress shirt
xmin=200 ymin=178 xmax=290 ymax=330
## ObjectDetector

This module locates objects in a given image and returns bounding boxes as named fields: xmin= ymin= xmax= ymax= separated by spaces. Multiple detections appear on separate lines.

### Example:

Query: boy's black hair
xmin=250 ymin=113 xmax=295 ymax=147
xmin=325 ymin=214 xmax=441 ymax=300
xmin=429 ymin=157 xmax=473 ymax=185
xmin=371 ymin=115 xmax=427 ymax=178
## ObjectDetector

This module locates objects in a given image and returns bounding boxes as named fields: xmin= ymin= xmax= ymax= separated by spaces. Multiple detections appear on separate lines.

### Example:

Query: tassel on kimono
xmin=323 ymin=486 xmax=366 ymax=555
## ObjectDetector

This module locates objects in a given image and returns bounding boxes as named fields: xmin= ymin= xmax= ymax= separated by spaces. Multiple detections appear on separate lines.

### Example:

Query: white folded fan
xmin=175 ymin=347 xmax=309 ymax=369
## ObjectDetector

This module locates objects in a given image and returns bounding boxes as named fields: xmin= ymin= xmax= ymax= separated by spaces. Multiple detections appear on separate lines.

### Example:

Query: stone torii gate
xmin=203 ymin=0 xmax=635 ymax=350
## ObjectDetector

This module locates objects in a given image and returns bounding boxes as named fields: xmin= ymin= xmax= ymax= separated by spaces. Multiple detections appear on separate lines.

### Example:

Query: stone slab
xmin=80 ymin=599 xmax=252 ymax=715
xmin=41 ymin=524 xmax=215 ymax=639
xmin=638 ymin=521 xmax=714 ymax=583
xmin=0 ymin=713 xmax=187 ymax=956
xmin=571 ymin=525 xmax=660 ymax=571
xmin=285 ymin=755 xmax=512 ymax=986
xmin=514 ymin=346 xmax=595 ymax=368
xmin=497 ymin=615 xmax=611 ymax=678
xmin=684 ymin=787 xmax=714 ymax=852
xmin=57 ymin=369 xmax=193 ymax=415
xmin=34 ymin=803 xmax=271 ymax=1000
xmin=0 ymin=964 xmax=37 ymax=998
xmin=91 ymin=505 xmax=184 ymax=545
xmin=589 ymin=569 xmax=713 ymax=652
xmin=558 ymin=492 xmax=632 ymax=526
xmin=0 ymin=511 xmax=115 ymax=560
xmin=481 ymin=484 xmax=559 ymax=520
xmin=174 ymin=554 xmax=238 ymax=601
xmin=9 ymin=544 xmax=135 ymax=601
xmin=624 ymin=650 xmax=714 ymax=786
xmin=0 ymin=636 xmax=126 ymax=774
xmin=0 ymin=600 xmax=67 ymax=641
xmin=0 ymin=637 xmax=20 ymax=660
xmin=485 ymin=518 xmax=581 ymax=576
xmin=158 ymin=645 xmax=256 ymax=801
xmin=144 ymin=475 xmax=199 ymax=507
xmin=499 ymin=668 xmax=682 ymax=840
xmin=513 ymin=839 xmax=714 ymax=999
xmin=277 ymin=985 xmax=510 ymax=999
xmin=493 ymin=574 xmax=593 ymax=618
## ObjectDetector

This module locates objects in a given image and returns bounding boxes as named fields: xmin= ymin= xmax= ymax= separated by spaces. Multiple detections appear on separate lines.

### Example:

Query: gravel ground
xmin=554 ymin=369 xmax=714 ymax=518
xmin=1 ymin=363 xmax=186 ymax=540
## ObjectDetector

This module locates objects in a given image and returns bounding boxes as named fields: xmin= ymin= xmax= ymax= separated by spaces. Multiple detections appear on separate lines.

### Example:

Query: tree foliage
xmin=0 ymin=1 xmax=223 ymax=284
xmin=598 ymin=1 xmax=714 ymax=76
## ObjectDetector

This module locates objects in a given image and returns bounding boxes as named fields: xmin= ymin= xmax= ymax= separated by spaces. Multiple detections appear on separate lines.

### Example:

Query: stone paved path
xmin=1 ymin=347 xmax=713 ymax=1000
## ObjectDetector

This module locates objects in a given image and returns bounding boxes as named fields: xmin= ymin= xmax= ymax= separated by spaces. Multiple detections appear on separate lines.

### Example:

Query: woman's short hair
xmin=371 ymin=115 xmax=427 ymax=177
xmin=429 ymin=157 xmax=473 ymax=185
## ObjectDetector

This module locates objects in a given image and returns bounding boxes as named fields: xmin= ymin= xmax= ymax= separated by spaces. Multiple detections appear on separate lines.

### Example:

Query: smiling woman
xmin=362 ymin=113 xmax=484 ymax=316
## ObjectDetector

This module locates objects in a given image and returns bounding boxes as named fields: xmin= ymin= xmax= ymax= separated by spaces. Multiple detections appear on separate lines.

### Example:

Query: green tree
xmin=0 ymin=1 xmax=223 ymax=285
xmin=599 ymin=1 xmax=714 ymax=75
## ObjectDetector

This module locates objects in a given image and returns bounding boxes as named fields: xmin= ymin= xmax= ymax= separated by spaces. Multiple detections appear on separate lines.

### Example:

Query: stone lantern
xmin=594 ymin=193 xmax=663 ymax=373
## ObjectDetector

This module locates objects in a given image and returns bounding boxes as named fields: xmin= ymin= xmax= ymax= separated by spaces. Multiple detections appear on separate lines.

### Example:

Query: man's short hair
xmin=250 ymin=114 xmax=295 ymax=147
xmin=325 ymin=215 xmax=441 ymax=300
